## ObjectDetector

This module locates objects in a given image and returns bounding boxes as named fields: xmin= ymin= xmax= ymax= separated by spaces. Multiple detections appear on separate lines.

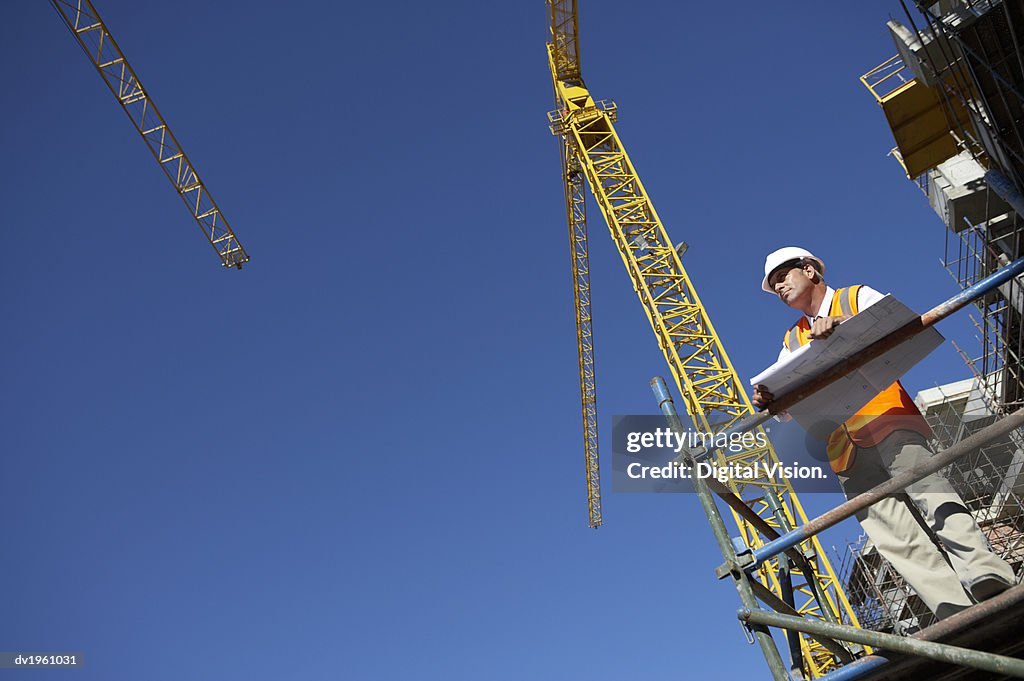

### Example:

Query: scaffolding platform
xmin=855 ymin=583 xmax=1024 ymax=681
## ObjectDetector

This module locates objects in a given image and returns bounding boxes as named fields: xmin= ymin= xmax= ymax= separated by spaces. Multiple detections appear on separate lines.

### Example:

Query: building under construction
xmin=836 ymin=0 xmax=1024 ymax=656
xmin=859 ymin=0 xmax=1024 ymax=408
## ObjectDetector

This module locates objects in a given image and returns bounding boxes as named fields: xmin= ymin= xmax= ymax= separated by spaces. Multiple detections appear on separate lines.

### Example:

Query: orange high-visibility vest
xmin=782 ymin=285 xmax=932 ymax=473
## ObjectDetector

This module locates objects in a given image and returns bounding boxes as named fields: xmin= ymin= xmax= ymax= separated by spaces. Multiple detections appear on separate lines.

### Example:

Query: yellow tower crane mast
xmin=546 ymin=1 xmax=860 ymax=676
xmin=50 ymin=0 xmax=248 ymax=269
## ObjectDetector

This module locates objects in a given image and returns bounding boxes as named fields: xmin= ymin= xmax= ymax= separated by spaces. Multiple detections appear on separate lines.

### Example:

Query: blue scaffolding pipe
xmin=814 ymin=656 xmax=888 ymax=681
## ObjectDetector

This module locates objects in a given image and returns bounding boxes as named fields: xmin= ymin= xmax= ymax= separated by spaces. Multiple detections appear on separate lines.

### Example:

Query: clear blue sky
xmin=1 ymin=2 xmax=981 ymax=679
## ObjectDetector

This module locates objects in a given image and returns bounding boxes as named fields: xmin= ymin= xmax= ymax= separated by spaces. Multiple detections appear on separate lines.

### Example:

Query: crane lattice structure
xmin=50 ymin=0 xmax=249 ymax=269
xmin=546 ymin=1 xmax=860 ymax=676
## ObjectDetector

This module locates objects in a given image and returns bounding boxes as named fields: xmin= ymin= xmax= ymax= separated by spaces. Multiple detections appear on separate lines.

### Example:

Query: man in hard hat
xmin=753 ymin=247 xmax=1015 ymax=620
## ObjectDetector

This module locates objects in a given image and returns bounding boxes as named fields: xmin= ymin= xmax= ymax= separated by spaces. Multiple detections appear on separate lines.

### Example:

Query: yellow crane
xmin=546 ymin=1 xmax=860 ymax=676
xmin=50 ymin=0 xmax=248 ymax=269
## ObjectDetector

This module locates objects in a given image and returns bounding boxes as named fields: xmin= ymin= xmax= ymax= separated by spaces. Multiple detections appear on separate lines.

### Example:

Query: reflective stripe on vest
xmin=780 ymin=286 xmax=931 ymax=473
xmin=836 ymin=285 xmax=858 ymax=319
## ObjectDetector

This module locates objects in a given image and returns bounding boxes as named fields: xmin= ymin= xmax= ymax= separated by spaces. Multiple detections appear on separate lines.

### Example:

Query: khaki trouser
xmin=837 ymin=430 xmax=1015 ymax=618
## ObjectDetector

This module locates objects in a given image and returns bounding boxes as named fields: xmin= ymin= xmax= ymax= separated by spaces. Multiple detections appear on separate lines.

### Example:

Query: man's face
xmin=769 ymin=262 xmax=816 ymax=308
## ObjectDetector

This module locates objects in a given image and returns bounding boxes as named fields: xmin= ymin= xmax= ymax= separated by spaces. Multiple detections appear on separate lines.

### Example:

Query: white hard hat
xmin=761 ymin=247 xmax=825 ymax=293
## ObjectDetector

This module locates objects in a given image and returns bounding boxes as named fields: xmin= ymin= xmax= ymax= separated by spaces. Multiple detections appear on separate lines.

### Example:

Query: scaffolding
xmin=943 ymin=217 xmax=1024 ymax=409
xmin=649 ymin=255 xmax=1024 ymax=680
xmin=838 ymin=533 xmax=935 ymax=635
xmin=867 ymin=0 xmax=1024 ymax=408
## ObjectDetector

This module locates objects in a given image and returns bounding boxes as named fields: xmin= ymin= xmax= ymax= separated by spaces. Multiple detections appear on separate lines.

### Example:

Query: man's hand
xmin=809 ymin=315 xmax=846 ymax=340
xmin=752 ymin=384 xmax=774 ymax=412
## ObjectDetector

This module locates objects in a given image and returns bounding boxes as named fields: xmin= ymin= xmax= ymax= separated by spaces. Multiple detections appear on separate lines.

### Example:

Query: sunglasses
xmin=767 ymin=259 xmax=807 ymax=289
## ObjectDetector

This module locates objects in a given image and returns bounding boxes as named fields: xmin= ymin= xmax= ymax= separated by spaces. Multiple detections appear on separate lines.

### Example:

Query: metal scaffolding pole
xmin=650 ymin=378 xmax=791 ymax=681
xmin=737 ymin=607 xmax=1024 ymax=678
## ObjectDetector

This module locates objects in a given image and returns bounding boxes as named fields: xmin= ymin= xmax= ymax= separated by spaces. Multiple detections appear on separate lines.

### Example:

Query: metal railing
xmin=650 ymin=254 xmax=1024 ymax=681
xmin=860 ymin=56 xmax=914 ymax=103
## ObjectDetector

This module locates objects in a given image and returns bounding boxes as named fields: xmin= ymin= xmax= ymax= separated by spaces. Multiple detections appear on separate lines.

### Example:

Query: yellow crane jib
xmin=49 ymin=0 xmax=249 ymax=269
